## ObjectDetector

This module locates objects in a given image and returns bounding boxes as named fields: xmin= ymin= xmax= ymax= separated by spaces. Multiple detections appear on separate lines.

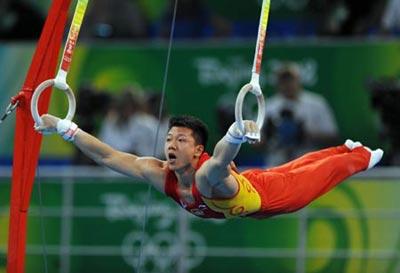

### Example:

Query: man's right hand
xmin=34 ymin=114 xmax=60 ymax=135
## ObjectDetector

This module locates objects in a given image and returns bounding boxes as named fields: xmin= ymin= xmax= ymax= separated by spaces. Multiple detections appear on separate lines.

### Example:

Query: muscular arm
xmin=197 ymin=120 xmax=259 ymax=196
xmin=37 ymin=114 xmax=166 ymax=192
xmin=74 ymin=129 xmax=162 ymax=180
xmin=75 ymin=130 xmax=166 ymax=192
xmin=203 ymin=139 xmax=241 ymax=182
xmin=196 ymin=138 xmax=240 ymax=197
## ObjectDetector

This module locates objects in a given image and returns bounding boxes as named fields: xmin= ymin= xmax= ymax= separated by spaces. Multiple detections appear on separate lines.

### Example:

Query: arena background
xmin=2 ymin=41 xmax=398 ymax=160
xmin=1 ymin=0 xmax=400 ymax=273
xmin=0 ymin=170 xmax=399 ymax=273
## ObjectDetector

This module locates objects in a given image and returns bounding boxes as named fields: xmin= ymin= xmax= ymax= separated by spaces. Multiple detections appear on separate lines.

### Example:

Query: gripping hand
xmin=224 ymin=120 xmax=260 ymax=145
xmin=34 ymin=114 xmax=79 ymax=142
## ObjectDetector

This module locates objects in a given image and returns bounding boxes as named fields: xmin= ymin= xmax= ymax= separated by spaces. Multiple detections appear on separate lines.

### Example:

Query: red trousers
xmin=242 ymin=145 xmax=370 ymax=218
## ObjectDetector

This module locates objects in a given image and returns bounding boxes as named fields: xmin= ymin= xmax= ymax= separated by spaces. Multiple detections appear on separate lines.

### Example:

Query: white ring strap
xmin=234 ymin=84 xmax=265 ymax=133
xmin=31 ymin=79 xmax=76 ymax=125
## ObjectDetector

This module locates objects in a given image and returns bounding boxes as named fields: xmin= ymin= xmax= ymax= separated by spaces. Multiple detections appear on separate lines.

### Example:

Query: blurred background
xmin=1 ymin=0 xmax=400 ymax=273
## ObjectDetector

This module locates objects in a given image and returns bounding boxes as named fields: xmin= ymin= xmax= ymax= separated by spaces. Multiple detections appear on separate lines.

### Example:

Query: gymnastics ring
xmin=234 ymin=83 xmax=265 ymax=133
xmin=31 ymin=79 xmax=76 ymax=125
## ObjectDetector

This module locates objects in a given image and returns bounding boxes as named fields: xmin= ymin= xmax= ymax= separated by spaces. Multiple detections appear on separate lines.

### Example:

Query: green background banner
xmin=1 ymin=40 xmax=399 ymax=160
xmin=0 ymin=174 xmax=399 ymax=273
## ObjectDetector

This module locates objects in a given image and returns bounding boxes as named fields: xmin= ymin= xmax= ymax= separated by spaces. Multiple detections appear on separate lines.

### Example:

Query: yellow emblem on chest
xmin=202 ymin=172 xmax=261 ymax=218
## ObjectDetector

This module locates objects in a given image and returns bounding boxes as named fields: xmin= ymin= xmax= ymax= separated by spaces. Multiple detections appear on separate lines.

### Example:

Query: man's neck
xmin=174 ymin=159 xmax=199 ymax=188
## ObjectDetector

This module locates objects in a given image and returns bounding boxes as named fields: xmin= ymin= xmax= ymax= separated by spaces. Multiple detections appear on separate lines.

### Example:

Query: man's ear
xmin=194 ymin=145 xmax=204 ymax=158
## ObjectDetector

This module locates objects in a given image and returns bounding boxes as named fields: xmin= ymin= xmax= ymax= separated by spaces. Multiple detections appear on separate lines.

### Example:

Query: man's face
xmin=164 ymin=127 xmax=203 ymax=171
xmin=278 ymin=75 xmax=301 ymax=99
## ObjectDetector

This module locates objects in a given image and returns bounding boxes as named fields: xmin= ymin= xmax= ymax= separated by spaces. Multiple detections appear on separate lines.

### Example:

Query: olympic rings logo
xmin=101 ymin=193 xmax=209 ymax=272
xmin=121 ymin=231 xmax=206 ymax=273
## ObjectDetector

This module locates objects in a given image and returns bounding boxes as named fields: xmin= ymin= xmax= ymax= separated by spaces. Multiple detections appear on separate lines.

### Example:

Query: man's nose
xmin=167 ymin=141 xmax=177 ymax=150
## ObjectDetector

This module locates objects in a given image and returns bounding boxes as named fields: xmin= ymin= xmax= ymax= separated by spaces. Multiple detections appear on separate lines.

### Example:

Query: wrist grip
xmin=57 ymin=119 xmax=79 ymax=142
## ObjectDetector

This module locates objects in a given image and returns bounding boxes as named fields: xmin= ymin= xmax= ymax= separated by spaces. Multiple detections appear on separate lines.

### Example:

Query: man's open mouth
xmin=168 ymin=153 xmax=177 ymax=162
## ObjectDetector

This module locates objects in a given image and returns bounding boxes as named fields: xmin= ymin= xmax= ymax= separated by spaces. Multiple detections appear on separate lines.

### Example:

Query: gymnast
xmin=34 ymin=84 xmax=383 ymax=219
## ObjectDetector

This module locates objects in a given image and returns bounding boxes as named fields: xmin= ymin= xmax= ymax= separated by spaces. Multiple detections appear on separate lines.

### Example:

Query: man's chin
xmin=167 ymin=162 xmax=178 ymax=170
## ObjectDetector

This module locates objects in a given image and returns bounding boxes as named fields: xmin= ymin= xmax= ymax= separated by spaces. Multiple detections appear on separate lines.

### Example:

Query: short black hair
xmin=168 ymin=115 xmax=208 ymax=146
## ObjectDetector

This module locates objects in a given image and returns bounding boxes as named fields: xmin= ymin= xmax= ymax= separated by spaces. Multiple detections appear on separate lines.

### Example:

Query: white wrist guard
xmin=224 ymin=122 xmax=246 ymax=144
xmin=57 ymin=119 xmax=79 ymax=142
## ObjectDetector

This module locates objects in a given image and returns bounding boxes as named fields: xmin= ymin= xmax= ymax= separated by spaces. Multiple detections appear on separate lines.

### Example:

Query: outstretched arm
xmin=73 ymin=129 xmax=161 ymax=179
xmin=204 ymin=84 xmax=261 ymax=183
xmin=199 ymin=120 xmax=260 ymax=190
xmin=212 ymin=138 xmax=242 ymax=171
xmin=35 ymin=114 xmax=166 ymax=191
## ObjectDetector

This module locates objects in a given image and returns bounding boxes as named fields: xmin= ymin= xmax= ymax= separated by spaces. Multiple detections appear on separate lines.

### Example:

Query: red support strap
xmin=10 ymin=93 xmax=24 ymax=106
xmin=7 ymin=1 xmax=72 ymax=273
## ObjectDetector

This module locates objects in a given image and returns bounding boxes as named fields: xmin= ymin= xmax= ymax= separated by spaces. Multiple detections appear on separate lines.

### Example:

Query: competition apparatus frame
xmin=5 ymin=1 xmax=270 ymax=273
xmin=5 ymin=1 xmax=88 ymax=273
